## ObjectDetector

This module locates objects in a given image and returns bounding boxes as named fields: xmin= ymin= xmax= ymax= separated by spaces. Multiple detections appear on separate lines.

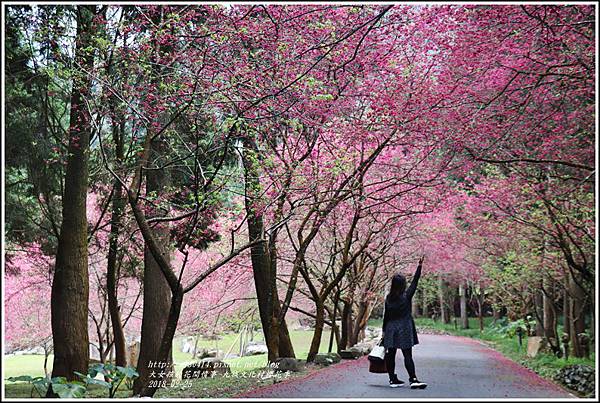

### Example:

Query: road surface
xmin=238 ymin=334 xmax=576 ymax=399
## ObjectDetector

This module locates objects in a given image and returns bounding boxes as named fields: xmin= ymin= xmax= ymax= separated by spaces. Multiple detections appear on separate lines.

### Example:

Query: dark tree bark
xmin=540 ymin=277 xmax=560 ymax=355
xmin=242 ymin=138 xmax=295 ymax=361
xmin=476 ymin=286 xmax=485 ymax=331
xmin=568 ymin=272 xmax=586 ymax=358
xmin=132 ymin=8 xmax=179 ymax=391
xmin=138 ymin=287 xmax=183 ymax=397
xmin=439 ymin=277 xmax=451 ymax=324
xmin=306 ymin=303 xmax=325 ymax=362
xmin=535 ymin=290 xmax=545 ymax=336
xmin=350 ymin=297 xmax=372 ymax=347
xmin=273 ymin=297 xmax=295 ymax=357
xmin=47 ymin=5 xmax=96 ymax=394
xmin=106 ymin=120 xmax=127 ymax=367
xmin=542 ymin=277 xmax=557 ymax=341
xmin=338 ymin=299 xmax=352 ymax=352
xmin=133 ymin=138 xmax=174 ymax=394
xmin=492 ymin=302 xmax=501 ymax=324
xmin=589 ymin=286 xmax=595 ymax=340
xmin=421 ymin=288 xmax=429 ymax=318
xmin=412 ymin=296 xmax=420 ymax=318
xmin=563 ymin=274 xmax=571 ymax=342
xmin=328 ymin=290 xmax=340 ymax=353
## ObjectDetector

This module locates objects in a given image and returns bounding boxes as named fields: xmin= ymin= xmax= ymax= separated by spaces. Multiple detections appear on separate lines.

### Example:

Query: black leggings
xmin=385 ymin=347 xmax=416 ymax=381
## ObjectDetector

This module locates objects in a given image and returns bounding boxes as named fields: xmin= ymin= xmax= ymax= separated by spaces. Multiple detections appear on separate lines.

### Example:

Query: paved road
xmin=239 ymin=334 xmax=576 ymax=399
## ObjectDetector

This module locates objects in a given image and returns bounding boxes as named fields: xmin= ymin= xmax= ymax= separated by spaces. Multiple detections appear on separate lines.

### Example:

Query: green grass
xmin=4 ymin=327 xmax=339 ymax=398
xmin=3 ymin=354 xmax=52 ymax=379
xmin=367 ymin=318 xmax=383 ymax=328
xmin=3 ymin=382 xmax=134 ymax=399
xmin=172 ymin=328 xmax=337 ymax=375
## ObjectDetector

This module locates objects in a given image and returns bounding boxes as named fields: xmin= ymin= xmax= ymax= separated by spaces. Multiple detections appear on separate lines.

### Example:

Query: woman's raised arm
xmin=406 ymin=256 xmax=424 ymax=300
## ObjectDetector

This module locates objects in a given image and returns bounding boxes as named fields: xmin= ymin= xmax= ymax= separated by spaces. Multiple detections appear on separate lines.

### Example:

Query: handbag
xmin=368 ymin=338 xmax=385 ymax=360
xmin=368 ymin=300 xmax=387 ymax=373
xmin=368 ymin=337 xmax=387 ymax=373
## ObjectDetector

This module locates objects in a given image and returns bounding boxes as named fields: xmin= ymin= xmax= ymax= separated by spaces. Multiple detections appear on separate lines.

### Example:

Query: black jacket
xmin=382 ymin=264 xmax=422 ymax=331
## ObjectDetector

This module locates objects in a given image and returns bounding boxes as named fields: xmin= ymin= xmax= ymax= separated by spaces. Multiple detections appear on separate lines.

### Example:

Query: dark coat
xmin=382 ymin=264 xmax=422 ymax=349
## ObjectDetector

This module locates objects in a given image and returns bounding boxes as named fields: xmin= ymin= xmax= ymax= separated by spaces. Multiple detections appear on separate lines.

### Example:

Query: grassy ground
xmin=4 ymin=328 xmax=339 ymax=398
xmin=172 ymin=328 xmax=337 ymax=375
xmin=402 ymin=316 xmax=596 ymax=395
xmin=4 ymin=354 xmax=52 ymax=380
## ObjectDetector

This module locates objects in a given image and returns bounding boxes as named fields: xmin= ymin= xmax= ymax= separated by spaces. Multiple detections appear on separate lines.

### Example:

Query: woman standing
xmin=382 ymin=256 xmax=428 ymax=389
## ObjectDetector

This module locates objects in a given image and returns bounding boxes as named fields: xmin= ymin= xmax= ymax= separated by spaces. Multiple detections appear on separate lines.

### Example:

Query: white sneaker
xmin=409 ymin=378 xmax=427 ymax=389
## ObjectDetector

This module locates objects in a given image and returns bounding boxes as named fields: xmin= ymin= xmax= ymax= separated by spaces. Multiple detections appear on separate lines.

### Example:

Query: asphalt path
xmin=239 ymin=334 xmax=577 ymax=399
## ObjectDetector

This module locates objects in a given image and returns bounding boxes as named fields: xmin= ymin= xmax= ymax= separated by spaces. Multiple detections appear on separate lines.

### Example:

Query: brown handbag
xmin=368 ymin=337 xmax=387 ymax=373
xmin=368 ymin=357 xmax=387 ymax=373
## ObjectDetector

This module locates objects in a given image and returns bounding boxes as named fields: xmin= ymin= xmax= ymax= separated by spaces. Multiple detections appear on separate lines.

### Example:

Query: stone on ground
xmin=244 ymin=341 xmax=268 ymax=356
xmin=554 ymin=364 xmax=595 ymax=397
xmin=272 ymin=357 xmax=305 ymax=372
xmin=526 ymin=336 xmax=547 ymax=358
xmin=314 ymin=352 xmax=341 ymax=366
xmin=339 ymin=349 xmax=362 ymax=359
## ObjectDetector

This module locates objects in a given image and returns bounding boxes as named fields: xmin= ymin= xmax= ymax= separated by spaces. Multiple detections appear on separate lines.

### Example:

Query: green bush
xmin=491 ymin=316 xmax=536 ymax=338
xmin=5 ymin=375 xmax=86 ymax=398
xmin=75 ymin=363 xmax=139 ymax=398
xmin=6 ymin=364 xmax=139 ymax=398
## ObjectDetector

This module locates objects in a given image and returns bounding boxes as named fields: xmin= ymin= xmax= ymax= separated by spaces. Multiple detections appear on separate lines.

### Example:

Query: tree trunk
xmin=139 ymin=288 xmax=183 ymax=397
xmin=535 ymin=285 xmax=545 ymax=336
xmin=328 ymin=291 xmax=340 ymax=353
xmin=246 ymin=214 xmax=278 ymax=360
xmin=421 ymin=288 xmax=429 ymax=318
xmin=47 ymin=6 xmax=96 ymax=394
xmin=133 ymin=138 xmax=173 ymax=395
xmin=412 ymin=296 xmax=420 ymax=318
xmin=492 ymin=300 xmax=501 ymax=324
xmin=306 ymin=302 xmax=325 ymax=362
xmin=543 ymin=277 xmax=557 ymax=342
xmin=44 ymin=345 xmax=50 ymax=378
xmin=238 ymin=325 xmax=245 ymax=357
xmin=590 ymin=286 xmax=595 ymax=340
xmin=459 ymin=282 xmax=469 ymax=329
xmin=350 ymin=298 xmax=372 ymax=346
xmin=338 ymin=300 xmax=351 ymax=351
xmin=268 ymin=231 xmax=295 ymax=358
xmin=347 ymin=301 xmax=360 ymax=347
xmin=477 ymin=286 xmax=485 ymax=331
xmin=106 ymin=122 xmax=127 ymax=367
xmin=439 ymin=276 xmax=450 ymax=324
xmin=568 ymin=273 xmax=586 ymax=358
xmin=244 ymin=175 xmax=277 ymax=360
xmin=273 ymin=296 xmax=295 ymax=357
xmin=563 ymin=275 xmax=571 ymax=342
xmin=242 ymin=139 xmax=294 ymax=361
